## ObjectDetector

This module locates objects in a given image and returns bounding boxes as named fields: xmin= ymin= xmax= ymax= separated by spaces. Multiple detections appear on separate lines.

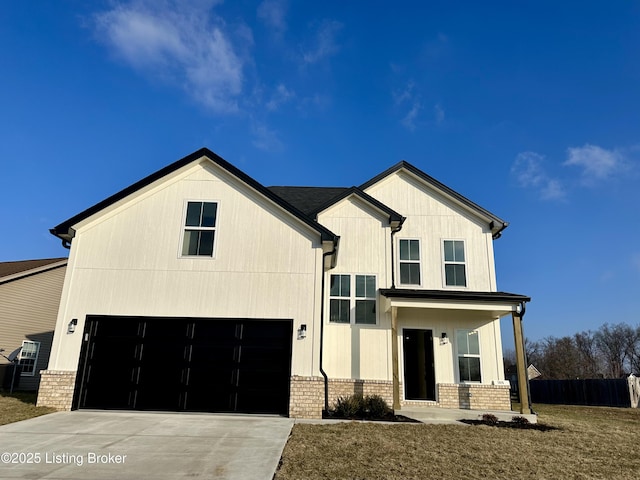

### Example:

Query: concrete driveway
xmin=0 ymin=410 xmax=294 ymax=479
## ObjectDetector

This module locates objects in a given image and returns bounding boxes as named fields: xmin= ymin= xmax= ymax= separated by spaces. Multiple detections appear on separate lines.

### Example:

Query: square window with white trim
xmin=399 ymin=239 xmax=421 ymax=285
xmin=456 ymin=329 xmax=481 ymax=382
xmin=19 ymin=341 xmax=40 ymax=376
xmin=181 ymin=201 xmax=218 ymax=257
xmin=329 ymin=274 xmax=377 ymax=324
xmin=443 ymin=240 xmax=466 ymax=287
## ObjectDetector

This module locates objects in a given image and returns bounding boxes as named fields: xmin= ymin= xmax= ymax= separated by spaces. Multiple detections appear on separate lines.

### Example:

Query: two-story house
xmin=38 ymin=148 xmax=531 ymax=418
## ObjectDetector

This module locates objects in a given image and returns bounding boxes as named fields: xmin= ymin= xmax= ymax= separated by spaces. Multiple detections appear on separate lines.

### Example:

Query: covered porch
xmin=379 ymin=288 xmax=532 ymax=416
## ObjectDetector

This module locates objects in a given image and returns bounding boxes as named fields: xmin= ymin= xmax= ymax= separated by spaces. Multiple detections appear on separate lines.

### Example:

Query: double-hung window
xmin=182 ymin=201 xmax=217 ymax=257
xmin=329 ymin=274 xmax=351 ymax=323
xmin=457 ymin=329 xmax=481 ymax=382
xmin=444 ymin=240 xmax=466 ymax=287
xmin=19 ymin=341 xmax=40 ymax=376
xmin=399 ymin=239 xmax=421 ymax=285
xmin=355 ymin=275 xmax=376 ymax=324
xmin=329 ymin=274 xmax=377 ymax=324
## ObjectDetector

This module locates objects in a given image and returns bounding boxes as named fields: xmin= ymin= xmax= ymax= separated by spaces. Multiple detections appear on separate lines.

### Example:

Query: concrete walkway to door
xmin=0 ymin=411 xmax=294 ymax=479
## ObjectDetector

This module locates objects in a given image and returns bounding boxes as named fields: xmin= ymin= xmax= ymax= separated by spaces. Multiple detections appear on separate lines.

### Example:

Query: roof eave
xmin=50 ymin=148 xmax=338 ymax=244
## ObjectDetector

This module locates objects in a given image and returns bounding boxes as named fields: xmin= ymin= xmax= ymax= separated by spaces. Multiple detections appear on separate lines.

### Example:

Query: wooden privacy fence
xmin=529 ymin=375 xmax=640 ymax=408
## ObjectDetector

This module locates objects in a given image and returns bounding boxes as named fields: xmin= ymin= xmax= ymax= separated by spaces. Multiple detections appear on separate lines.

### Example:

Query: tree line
xmin=504 ymin=322 xmax=640 ymax=379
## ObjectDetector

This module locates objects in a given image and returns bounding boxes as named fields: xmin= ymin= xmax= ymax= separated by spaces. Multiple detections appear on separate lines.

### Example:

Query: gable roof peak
xmin=360 ymin=160 xmax=509 ymax=239
xmin=51 ymin=148 xmax=338 ymax=244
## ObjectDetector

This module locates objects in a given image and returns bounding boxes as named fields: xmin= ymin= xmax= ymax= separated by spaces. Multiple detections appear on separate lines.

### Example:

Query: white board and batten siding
xmin=319 ymin=171 xmax=506 ymax=385
xmin=318 ymin=196 xmax=393 ymax=381
xmin=48 ymin=159 xmax=324 ymax=377
xmin=362 ymin=170 xmax=498 ymax=291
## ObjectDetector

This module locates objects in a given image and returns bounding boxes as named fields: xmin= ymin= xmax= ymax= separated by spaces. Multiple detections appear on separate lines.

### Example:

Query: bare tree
xmin=594 ymin=323 xmax=636 ymax=378
xmin=574 ymin=330 xmax=603 ymax=378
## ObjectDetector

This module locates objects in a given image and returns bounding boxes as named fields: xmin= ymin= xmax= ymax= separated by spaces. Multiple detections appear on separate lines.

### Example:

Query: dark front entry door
xmin=402 ymin=329 xmax=436 ymax=401
xmin=74 ymin=316 xmax=292 ymax=415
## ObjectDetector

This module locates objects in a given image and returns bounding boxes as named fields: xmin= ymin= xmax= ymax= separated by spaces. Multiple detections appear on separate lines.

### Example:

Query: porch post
xmin=512 ymin=311 xmax=532 ymax=414
xmin=391 ymin=306 xmax=401 ymax=410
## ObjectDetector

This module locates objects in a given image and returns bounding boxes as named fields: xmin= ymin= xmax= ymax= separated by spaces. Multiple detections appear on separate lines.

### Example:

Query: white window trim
xmin=328 ymin=273 xmax=378 ymax=325
xmin=455 ymin=329 xmax=481 ymax=383
xmin=179 ymin=200 xmax=220 ymax=259
xmin=441 ymin=238 xmax=468 ymax=288
xmin=19 ymin=340 xmax=40 ymax=377
xmin=398 ymin=238 xmax=422 ymax=287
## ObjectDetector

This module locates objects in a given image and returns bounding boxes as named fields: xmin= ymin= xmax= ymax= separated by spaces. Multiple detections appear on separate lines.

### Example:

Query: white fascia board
xmin=382 ymin=296 xmax=516 ymax=316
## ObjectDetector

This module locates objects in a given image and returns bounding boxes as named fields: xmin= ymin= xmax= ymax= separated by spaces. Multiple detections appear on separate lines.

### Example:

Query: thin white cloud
xmin=564 ymin=144 xmax=626 ymax=182
xmin=511 ymin=151 xmax=565 ymax=200
xmin=251 ymin=121 xmax=284 ymax=152
xmin=265 ymin=84 xmax=295 ymax=111
xmin=393 ymin=80 xmax=415 ymax=106
xmin=302 ymin=20 xmax=343 ymax=64
xmin=434 ymin=103 xmax=445 ymax=125
xmin=257 ymin=0 xmax=287 ymax=33
xmin=402 ymin=102 xmax=422 ymax=132
xmin=393 ymin=80 xmax=422 ymax=131
xmin=94 ymin=0 xmax=247 ymax=113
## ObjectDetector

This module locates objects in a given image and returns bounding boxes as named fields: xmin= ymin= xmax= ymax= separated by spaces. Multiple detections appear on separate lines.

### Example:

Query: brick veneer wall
xmin=289 ymin=376 xmax=324 ymax=418
xmin=288 ymin=376 xmax=395 ymax=418
xmin=36 ymin=370 xmax=77 ymax=410
xmin=437 ymin=383 xmax=511 ymax=410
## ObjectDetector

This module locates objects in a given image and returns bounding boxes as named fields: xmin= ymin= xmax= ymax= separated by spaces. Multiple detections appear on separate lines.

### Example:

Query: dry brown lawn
xmin=275 ymin=404 xmax=640 ymax=480
xmin=0 ymin=392 xmax=56 ymax=426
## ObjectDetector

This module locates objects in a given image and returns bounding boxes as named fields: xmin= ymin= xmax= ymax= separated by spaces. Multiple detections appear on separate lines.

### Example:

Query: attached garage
xmin=73 ymin=316 xmax=293 ymax=415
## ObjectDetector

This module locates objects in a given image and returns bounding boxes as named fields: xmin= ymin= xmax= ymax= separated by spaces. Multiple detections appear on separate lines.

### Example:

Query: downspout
xmin=389 ymin=219 xmax=405 ymax=289
xmin=319 ymin=240 xmax=338 ymax=414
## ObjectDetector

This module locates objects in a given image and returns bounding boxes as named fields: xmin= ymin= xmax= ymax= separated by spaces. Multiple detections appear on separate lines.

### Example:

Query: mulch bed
xmin=323 ymin=412 xmax=421 ymax=423
xmin=460 ymin=419 xmax=558 ymax=431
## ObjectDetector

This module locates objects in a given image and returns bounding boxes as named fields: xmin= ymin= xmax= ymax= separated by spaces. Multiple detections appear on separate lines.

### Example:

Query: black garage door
xmin=74 ymin=316 xmax=292 ymax=415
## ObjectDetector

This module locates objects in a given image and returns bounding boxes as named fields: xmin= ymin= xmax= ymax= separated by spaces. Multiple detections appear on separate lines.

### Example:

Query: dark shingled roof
xmin=267 ymin=187 xmax=349 ymax=217
xmin=0 ymin=258 xmax=67 ymax=280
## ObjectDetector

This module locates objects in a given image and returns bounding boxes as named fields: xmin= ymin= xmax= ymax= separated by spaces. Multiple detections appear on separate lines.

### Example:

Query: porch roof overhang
xmin=379 ymin=288 xmax=530 ymax=318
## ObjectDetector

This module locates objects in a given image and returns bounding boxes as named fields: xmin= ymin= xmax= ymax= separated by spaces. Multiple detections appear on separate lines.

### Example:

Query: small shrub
xmin=333 ymin=394 xmax=365 ymax=418
xmin=511 ymin=415 xmax=530 ymax=425
xmin=330 ymin=394 xmax=393 ymax=419
xmin=364 ymin=395 xmax=392 ymax=418
xmin=481 ymin=413 xmax=499 ymax=426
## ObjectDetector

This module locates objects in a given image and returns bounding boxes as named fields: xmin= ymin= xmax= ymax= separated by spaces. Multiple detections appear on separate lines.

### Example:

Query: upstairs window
xmin=399 ymin=239 xmax=421 ymax=285
xmin=444 ymin=240 xmax=466 ymax=287
xmin=19 ymin=341 xmax=40 ymax=376
xmin=182 ymin=201 xmax=217 ymax=257
xmin=355 ymin=275 xmax=376 ymax=325
xmin=329 ymin=274 xmax=351 ymax=323
xmin=457 ymin=329 xmax=481 ymax=382
xmin=330 ymin=274 xmax=377 ymax=324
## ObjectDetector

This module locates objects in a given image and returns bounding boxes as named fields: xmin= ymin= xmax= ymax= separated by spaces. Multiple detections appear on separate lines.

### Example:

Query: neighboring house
xmin=0 ymin=258 xmax=67 ymax=391
xmin=38 ymin=148 xmax=531 ymax=417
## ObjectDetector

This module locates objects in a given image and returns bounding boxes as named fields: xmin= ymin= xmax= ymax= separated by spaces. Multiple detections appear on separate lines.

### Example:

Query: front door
xmin=402 ymin=329 xmax=436 ymax=401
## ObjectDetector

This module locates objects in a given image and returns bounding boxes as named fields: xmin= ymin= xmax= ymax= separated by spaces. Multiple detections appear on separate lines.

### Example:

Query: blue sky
xmin=1 ymin=1 xmax=639 ymax=346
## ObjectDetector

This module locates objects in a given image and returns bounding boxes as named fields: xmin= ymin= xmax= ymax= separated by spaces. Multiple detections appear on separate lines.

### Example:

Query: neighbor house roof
xmin=0 ymin=258 xmax=67 ymax=285
xmin=50 ymin=148 xmax=339 ymax=244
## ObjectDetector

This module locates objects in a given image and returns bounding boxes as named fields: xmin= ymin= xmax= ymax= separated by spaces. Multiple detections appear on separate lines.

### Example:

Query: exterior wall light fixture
xmin=298 ymin=324 xmax=307 ymax=340
xmin=68 ymin=318 xmax=78 ymax=334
